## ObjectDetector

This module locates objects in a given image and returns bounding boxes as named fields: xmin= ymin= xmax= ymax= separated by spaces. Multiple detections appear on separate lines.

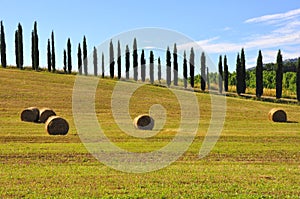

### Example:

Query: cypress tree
xmin=15 ymin=30 xmax=19 ymax=68
xmin=207 ymin=67 xmax=210 ymax=90
xmin=141 ymin=49 xmax=146 ymax=82
xmin=31 ymin=31 xmax=35 ymax=70
xmin=67 ymin=38 xmax=72 ymax=74
xmin=93 ymin=46 xmax=98 ymax=76
xmin=297 ymin=57 xmax=300 ymax=101
xmin=125 ymin=45 xmax=130 ymax=79
xmin=33 ymin=21 xmax=39 ymax=71
xmin=224 ymin=55 xmax=228 ymax=92
xmin=276 ymin=49 xmax=283 ymax=99
xmin=218 ymin=55 xmax=223 ymax=94
xmin=15 ymin=24 xmax=23 ymax=69
xmin=63 ymin=49 xmax=67 ymax=73
xmin=0 ymin=21 xmax=7 ymax=68
xmin=166 ymin=47 xmax=171 ymax=87
xmin=256 ymin=50 xmax=263 ymax=98
xmin=47 ymin=39 xmax=51 ymax=72
xmin=133 ymin=38 xmax=138 ymax=81
xmin=77 ymin=43 xmax=82 ymax=75
xmin=190 ymin=48 xmax=195 ymax=88
xmin=236 ymin=53 xmax=242 ymax=95
xmin=102 ymin=52 xmax=105 ymax=78
xmin=173 ymin=43 xmax=178 ymax=86
xmin=117 ymin=40 xmax=121 ymax=79
xmin=241 ymin=48 xmax=246 ymax=93
xmin=183 ymin=51 xmax=187 ymax=89
xmin=51 ymin=31 xmax=56 ymax=72
xmin=83 ymin=36 xmax=88 ymax=75
xmin=200 ymin=52 xmax=206 ymax=91
xmin=109 ymin=40 xmax=115 ymax=78
xmin=18 ymin=23 xmax=23 ymax=70
xmin=150 ymin=50 xmax=154 ymax=84
xmin=158 ymin=57 xmax=161 ymax=83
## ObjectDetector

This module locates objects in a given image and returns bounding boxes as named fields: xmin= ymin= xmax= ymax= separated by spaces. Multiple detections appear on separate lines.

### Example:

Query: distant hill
xmin=247 ymin=58 xmax=298 ymax=72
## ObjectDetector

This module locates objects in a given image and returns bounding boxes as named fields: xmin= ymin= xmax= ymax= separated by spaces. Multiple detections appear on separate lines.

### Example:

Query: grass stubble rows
xmin=0 ymin=68 xmax=299 ymax=198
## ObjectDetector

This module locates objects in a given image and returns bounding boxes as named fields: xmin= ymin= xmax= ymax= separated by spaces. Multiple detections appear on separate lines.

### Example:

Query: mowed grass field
xmin=0 ymin=68 xmax=299 ymax=198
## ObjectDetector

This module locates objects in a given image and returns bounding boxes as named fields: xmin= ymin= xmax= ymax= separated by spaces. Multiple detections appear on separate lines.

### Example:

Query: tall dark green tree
xmin=17 ymin=23 xmax=23 ymax=70
xmin=183 ymin=51 xmax=187 ymax=89
xmin=200 ymin=52 xmax=206 ymax=91
xmin=241 ymin=48 xmax=246 ymax=93
xmin=218 ymin=55 xmax=223 ymax=94
xmin=224 ymin=55 xmax=228 ymax=92
xmin=276 ymin=49 xmax=283 ymax=99
xmin=173 ymin=43 xmax=178 ymax=86
xmin=190 ymin=48 xmax=195 ymax=88
xmin=158 ymin=57 xmax=161 ymax=83
xmin=207 ymin=67 xmax=210 ymax=90
xmin=77 ymin=43 xmax=82 ymax=75
xmin=83 ymin=36 xmax=88 ymax=75
xmin=67 ymin=38 xmax=72 ymax=74
xmin=63 ymin=49 xmax=67 ymax=73
xmin=150 ymin=50 xmax=154 ymax=84
xmin=0 ymin=21 xmax=7 ymax=68
xmin=133 ymin=38 xmax=138 ymax=81
xmin=256 ymin=50 xmax=263 ymax=98
xmin=93 ymin=46 xmax=98 ymax=76
xmin=31 ymin=32 xmax=35 ymax=69
xmin=32 ymin=21 xmax=39 ymax=71
xmin=47 ymin=39 xmax=51 ymax=72
xmin=141 ymin=49 xmax=146 ymax=82
xmin=102 ymin=52 xmax=105 ymax=78
xmin=15 ymin=23 xmax=23 ymax=69
xmin=166 ymin=47 xmax=171 ymax=87
xmin=125 ymin=45 xmax=130 ymax=79
xmin=117 ymin=40 xmax=121 ymax=79
xmin=109 ymin=40 xmax=115 ymax=78
xmin=297 ymin=57 xmax=300 ymax=101
xmin=236 ymin=53 xmax=243 ymax=95
xmin=15 ymin=31 xmax=19 ymax=68
xmin=51 ymin=31 xmax=56 ymax=72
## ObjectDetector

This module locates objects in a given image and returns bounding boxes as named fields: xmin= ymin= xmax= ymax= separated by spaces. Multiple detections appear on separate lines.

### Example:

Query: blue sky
xmin=1 ymin=0 xmax=300 ymax=73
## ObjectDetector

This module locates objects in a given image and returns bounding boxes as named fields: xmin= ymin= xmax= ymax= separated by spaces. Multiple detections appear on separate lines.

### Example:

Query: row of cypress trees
xmin=1 ymin=20 xmax=300 ymax=101
xmin=0 ymin=21 xmax=42 ymax=71
xmin=224 ymin=49 xmax=300 ymax=101
xmin=86 ymin=39 xmax=208 ymax=90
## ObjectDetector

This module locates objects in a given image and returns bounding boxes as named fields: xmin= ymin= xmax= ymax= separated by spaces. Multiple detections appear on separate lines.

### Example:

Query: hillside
xmin=0 ymin=68 xmax=299 ymax=198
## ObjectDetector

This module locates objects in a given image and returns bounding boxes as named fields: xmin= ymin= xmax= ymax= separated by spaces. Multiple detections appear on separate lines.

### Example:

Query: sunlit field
xmin=0 ymin=68 xmax=299 ymax=198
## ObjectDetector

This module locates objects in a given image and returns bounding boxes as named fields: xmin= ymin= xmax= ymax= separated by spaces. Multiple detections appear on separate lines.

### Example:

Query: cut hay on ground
xmin=133 ymin=114 xmax=155 ymax=130
xmin=39 ymin=108 xmax=56 ymax=123
xmin=45 ymin=116 xmax=69 ymax=135
xmin=20 ymin=107 xmax=40 ymax=122
xmin=268 ymin=108 xmax=287 ymax=122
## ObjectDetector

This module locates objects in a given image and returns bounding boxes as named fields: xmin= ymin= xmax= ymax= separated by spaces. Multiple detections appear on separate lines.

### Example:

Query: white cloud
xmin=178 ymin=30 xmax=300 ymax=54
xmin=178 ymin=8 xmax=300 ymax=69
xmin=245 ymin=8 xmax=300 ymax=24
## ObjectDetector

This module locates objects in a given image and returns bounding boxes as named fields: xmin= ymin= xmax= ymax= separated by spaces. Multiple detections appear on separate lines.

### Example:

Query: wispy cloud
xmin=179 ymin=8 xmax=300 ymax=56
xmin=244 ymin=8 xmax=300 ymax=24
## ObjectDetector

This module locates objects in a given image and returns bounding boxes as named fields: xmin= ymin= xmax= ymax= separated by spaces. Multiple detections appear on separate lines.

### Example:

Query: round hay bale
xmin=20 ymin=107 xmax=40 ymax=122
xmin=39 ymin=108 xmax=56 ymax=123
xmin=45 ymin=116 xmax=69 ymax=135
xmin=133 ymin=114 xmax=155 ymax=130
xmin=268 ymin=108 xmax=287 ymax=122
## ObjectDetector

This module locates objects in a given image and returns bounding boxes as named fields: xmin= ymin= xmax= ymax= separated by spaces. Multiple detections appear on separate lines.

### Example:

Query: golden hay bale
xmin=45 ymin=116 xmax=69 ymax=135
xmin=39 ymin=108 xmax=56 ymax=123
xmin=268 ymin=108 xmax=287 ymax=122
xmin=133 ymin=114 xmax=155 ymax=130
xmin=20 ymin=107 xmax=40 ymax=122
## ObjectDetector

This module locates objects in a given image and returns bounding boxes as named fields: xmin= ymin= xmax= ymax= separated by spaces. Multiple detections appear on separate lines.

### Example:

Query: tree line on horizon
xmin=1 ymin=20 xmax=300 ymax=101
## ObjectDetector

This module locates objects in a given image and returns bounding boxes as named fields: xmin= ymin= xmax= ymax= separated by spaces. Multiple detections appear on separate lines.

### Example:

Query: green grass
xmin=0 ymin=68 xmax=299 ymax=198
